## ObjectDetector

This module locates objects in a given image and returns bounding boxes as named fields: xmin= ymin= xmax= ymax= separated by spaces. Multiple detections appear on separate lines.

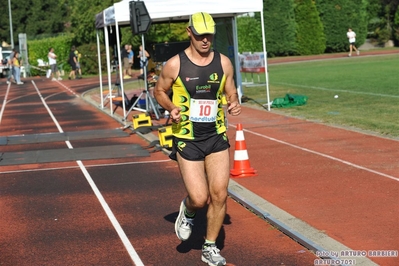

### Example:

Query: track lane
xmin=1 ymin=79 xmax=319 ymax=265
xmin=226 ymin=109 xmax=399 ymax=266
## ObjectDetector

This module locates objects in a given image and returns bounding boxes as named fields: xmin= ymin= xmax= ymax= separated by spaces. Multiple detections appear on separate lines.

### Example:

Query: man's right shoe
xmin=175 ymin=199 xmax=194 ymax=241
xmin=201 ymin=243 xmax=226 ymax=266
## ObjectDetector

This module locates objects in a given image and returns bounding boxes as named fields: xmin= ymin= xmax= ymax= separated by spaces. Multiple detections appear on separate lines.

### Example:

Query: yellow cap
xmin=188 ymin=12 xmax=215 ymax=35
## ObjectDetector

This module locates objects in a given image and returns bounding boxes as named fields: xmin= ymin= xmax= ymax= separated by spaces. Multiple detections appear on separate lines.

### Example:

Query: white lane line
xmin=55 ymin=80 xmax=79 ymax=96
xmin=32 ymin=81 xmax=66 ymax=135
xmin=31 ymin=80 xmax=144 ymax=265
xmin=76 ymin=160 xmax=144 ymax=266
xmin=0 ymin=159 xmax=172 ymax=175
xmin=0 ymin=83 xmax=11 ymax=124
xmin=243 ymin=128 xmax=399 ymax=182
xmin=274 ymin=82 xmax=399 ymax=98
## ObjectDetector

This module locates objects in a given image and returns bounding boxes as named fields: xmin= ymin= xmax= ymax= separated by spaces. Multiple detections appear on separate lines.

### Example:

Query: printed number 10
xmin=199 ymin=105 xmax=211 ymax=116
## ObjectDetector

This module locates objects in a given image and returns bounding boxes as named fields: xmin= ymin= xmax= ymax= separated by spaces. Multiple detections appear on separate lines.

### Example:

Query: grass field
xmin=241 ymin=54 xmax=399 ymax=138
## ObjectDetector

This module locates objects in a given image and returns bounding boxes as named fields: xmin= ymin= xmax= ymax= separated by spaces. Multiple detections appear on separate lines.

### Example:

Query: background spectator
xmin=48 ymin=47 xmax=62 ymax=81
xmin=12 ymin=51 xmax=23 ymax=85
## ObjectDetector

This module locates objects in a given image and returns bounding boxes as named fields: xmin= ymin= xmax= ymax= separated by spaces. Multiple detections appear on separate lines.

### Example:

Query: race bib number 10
xmin=189 ymin=99 xmax=218 ymax=122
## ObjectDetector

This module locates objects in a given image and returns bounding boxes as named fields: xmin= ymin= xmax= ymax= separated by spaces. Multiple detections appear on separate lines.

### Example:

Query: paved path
xmin=1 ymin=50 xmax=398 ymax=265
xmin=1 ymin=77 xmax=317 ymax=265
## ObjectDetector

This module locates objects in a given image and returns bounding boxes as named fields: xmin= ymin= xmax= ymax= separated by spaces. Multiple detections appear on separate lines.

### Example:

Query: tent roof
xmin=98 ymin=0 xmax=263 ymax=27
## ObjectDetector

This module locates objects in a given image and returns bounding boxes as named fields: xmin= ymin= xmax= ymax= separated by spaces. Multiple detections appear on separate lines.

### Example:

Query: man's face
xmin=187 ymin=27 xmax=214 ymax=54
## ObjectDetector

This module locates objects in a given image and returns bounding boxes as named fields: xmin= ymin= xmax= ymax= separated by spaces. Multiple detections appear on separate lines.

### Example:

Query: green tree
xmin=382 ymin=0 xmax=399 ymax=29
xmin=394 ymin=4 xmax=399 ymax=43
xmin=237 ymin=14 xmax=263 ymax=53
xmin=264 ymin=0 xmax=297 ymax=56
xmin=315 ymin=0 xmax=368 ymax=52
xmin=68 ymin=0 xmax=116 ymax=44
xmin=1 ymin=0 xmax=397 ymax=62
xmin=294 ymin=0 xmax=326 ymax=55
xmin=146 ymin=22 xmax=188 ymax=44
xmin=0 ymin=0 xmax=68 ymax=45
xmin=367 ymin=0 xmax=384 ymax=39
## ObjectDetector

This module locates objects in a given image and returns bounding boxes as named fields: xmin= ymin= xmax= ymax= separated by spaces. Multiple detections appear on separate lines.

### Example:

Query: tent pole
xmin=122 ymin=34 xmax=160 ymax=121
xmin=142 ymin=34 xmax=148 ymax=109
xmin=114 ymin=21 xmax=126 ymax=119
xmin=96 ymin=29 xmax=104 ymax=108
xmin=232 ymin=16 xmax=243 ymax=103
xmin=104 ymin=26 xmax=113 ymax=113
xmin=260 ymin=10 xmax=271 ymax=111
xmin=141 ymin=34 xmax=159 ymax=120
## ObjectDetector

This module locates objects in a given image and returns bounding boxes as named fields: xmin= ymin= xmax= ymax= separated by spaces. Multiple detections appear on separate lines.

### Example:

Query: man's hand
xmin=227 ymin=101 xmax=241 ymax=116
xmin=170 ymin=107 xmax=182 ymax=123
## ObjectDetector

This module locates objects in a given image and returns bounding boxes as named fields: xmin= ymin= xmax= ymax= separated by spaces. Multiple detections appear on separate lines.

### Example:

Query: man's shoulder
xmin=168 ymin=53 xmax=181 ymax=64
xmin=218 ymin=52 xmax=231 ymax=65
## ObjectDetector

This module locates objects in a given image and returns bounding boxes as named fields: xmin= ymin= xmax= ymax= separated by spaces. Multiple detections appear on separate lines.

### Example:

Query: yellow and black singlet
xmin=172 ymin=50 xmax=227 ymax=140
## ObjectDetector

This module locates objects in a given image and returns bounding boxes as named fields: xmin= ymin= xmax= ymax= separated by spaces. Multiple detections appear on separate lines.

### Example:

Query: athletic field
xmin=241 ymin=53 xmax=399 ymax=138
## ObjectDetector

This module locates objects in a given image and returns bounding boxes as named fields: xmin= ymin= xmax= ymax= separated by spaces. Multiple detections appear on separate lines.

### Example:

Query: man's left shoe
xmin=201 ymin=244 xmax=226 ymax=266
xmin=175 ymin=199 xmax=194 ymax=241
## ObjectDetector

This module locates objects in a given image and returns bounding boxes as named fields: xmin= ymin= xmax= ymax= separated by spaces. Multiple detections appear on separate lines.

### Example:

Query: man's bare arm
xmin=221 ymin=54 xmax=241 ymax=116
xmin=154 ymin=56 xmax=182 ymax=122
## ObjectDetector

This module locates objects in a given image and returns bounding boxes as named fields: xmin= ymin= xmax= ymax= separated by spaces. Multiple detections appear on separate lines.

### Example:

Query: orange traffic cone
xmin=230 ymin=123 xmax=257 ymax=178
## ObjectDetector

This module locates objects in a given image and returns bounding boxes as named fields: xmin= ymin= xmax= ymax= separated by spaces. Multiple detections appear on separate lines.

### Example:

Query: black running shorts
xmin=169 ymin=133 xmax=230 ymax=161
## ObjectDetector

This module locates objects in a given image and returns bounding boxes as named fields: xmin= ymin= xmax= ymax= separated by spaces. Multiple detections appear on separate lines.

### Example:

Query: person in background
xmin=48 ymin=47 xmax=62 ymax=81
xmin=128 ymin=44 xmax=134 ymax=77
xmin=74 ymin=47 xmax=82 ymax=79
xmin=122 ymin=44 xmax=130 ymax=79
xmin=137 ymin=45 xmax=150 ymax=79
xmin=347 ymin=28 xmax=360 ymax=57
xmin=154 ymin=12 xmax=241 ymax=266
xmin=6 ymin=48 xmax=16 ymax=84
xmin=68 ymin=46 xmax=77 ymax=80
xmin=12 ymin=51 xmax=24 ymax=85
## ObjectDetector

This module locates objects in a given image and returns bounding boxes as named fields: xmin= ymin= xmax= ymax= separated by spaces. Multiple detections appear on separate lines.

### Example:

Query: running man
xmin=154 ymin=12 xmax=241 ymax=266
xmin=347 ymin=28 xmax=360 ymax=57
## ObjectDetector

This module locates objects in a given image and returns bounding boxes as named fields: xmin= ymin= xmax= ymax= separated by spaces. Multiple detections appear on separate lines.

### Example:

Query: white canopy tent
xmin=95 ymin=0 xmax=270 ymax=120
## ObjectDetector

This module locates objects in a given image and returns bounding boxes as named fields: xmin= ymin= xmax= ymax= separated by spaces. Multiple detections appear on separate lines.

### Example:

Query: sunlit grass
xmin=241 ymin=54 xmax=399 ymax=137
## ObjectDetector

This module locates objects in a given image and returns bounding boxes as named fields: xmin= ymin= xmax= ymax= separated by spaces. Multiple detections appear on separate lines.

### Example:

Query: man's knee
xmin=188 ymin=194 xmax=208 ymax=209
xmin=210 ymin=189 xmax=228 ymax=205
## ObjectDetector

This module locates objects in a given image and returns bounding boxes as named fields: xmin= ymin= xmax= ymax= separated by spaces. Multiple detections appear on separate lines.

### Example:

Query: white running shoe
xmin=201 ymin=244 xmax=226 ymax=266
xmin=52 ymin=78 xmax=57 ymax=81
xmin=58 ymin=77 xmax=63 ymax=80
xmin=175 ymin=199 xmax=194 ymax=241
xmin=17 ymin=82 xmax=24 ymax=85
xmin=6 ymin=81 xmax=10 ymax=84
